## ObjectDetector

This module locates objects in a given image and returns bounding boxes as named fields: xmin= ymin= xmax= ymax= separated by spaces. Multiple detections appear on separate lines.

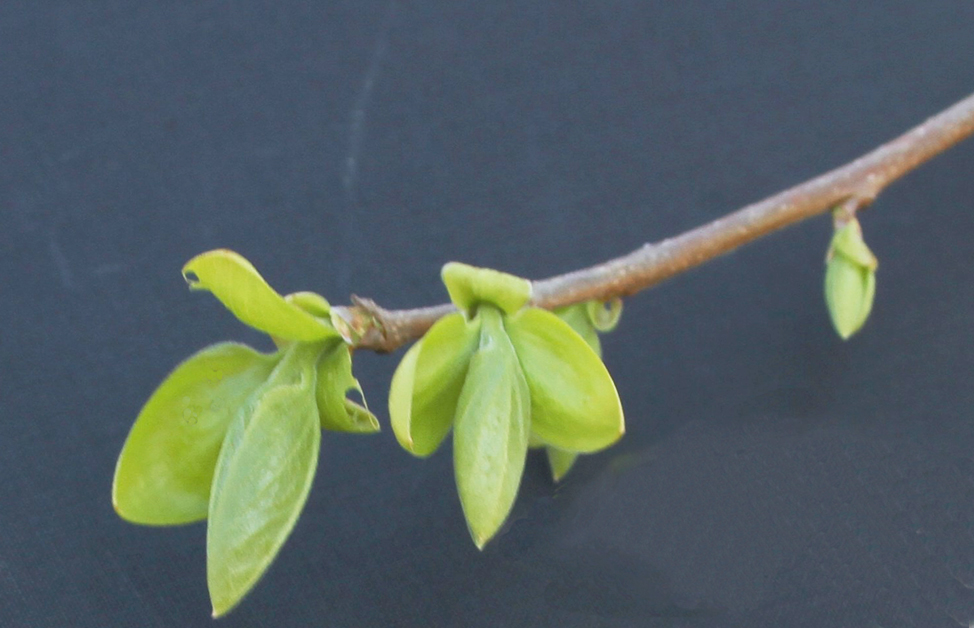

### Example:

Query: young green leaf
xmin=540 ymin=303 xmax=618 ymax=481
xmin=441 ymin=262 xmax=532 ymax=315
xmin=507 ymin=308 xmax=624 ymax=453
xmin=182 ymin=249 xmax=337 ymax=342
xmin=112 ymin=343 xmax=278 ymax=525
xmin=315 ymin=341 xmax=379 ymax=433
xmin=206 ymin=343 xmax=322 ymax=617
xmin=454 ymin=307 xmax=530 ymax=549
xmin=389 ymin=312 xmax=479 ymax=456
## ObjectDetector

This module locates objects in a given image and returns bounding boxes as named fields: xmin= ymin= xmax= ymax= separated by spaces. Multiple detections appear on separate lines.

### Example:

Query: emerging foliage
xmin=114 ymin=227 xmax=883 ymax=616
xmin=103 ymin=80 xmax=974 ymax=619
xmin=113 ymin=250 xmax=376 ymax=617
xmin=389 ymin=262 xmax=625 ymax=548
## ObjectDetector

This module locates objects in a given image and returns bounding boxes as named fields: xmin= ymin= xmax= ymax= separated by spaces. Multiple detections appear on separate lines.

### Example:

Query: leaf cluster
xmin=391 ymin=263 xmax=624 ymax=547
xmin=113 ymin=251 xmax=625 ymax=615
xmin=114 ymin=219 xmax=878 ymax=616
xmin=113 ymin=251 xmax=378 ymax=616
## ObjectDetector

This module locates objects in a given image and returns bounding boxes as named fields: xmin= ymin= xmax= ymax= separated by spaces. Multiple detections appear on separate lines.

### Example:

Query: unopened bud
xmin=824 ymin=219 xmax=878 ymax=340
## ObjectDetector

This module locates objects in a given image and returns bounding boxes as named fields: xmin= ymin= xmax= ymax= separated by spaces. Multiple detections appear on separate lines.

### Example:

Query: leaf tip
xmin=207 ymin=580 xmax=242 ymax=619
xmin=398 ymin=433 xmax=416 ymax=451
xmin=209 ymin=592 xmax=229 ymax=619
xmin=210 ymin=598 xmax=236 ymax=619
xmin=110 ymin=488 xmax=131 ymax=521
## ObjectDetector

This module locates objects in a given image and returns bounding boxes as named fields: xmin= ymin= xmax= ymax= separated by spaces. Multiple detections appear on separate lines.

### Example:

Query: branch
xmin=338 ymin=91 xmax=974 ymax=353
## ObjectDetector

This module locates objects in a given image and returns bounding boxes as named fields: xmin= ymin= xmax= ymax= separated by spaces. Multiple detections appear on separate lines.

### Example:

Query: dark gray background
xmin=3 ymin=1 xmax=974 ymax=626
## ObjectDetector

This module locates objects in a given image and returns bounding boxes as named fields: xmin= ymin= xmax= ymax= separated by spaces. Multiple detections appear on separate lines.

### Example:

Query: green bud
xmin=824 ymin=219 xmax=878 ymax=340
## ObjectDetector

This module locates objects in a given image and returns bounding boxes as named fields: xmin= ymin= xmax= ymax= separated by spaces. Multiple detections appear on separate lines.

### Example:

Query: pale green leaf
xmin=183 ymin=249 xmax=337 ymax=342
xmin=545 ymin=447 xmax=578 ymax=483
xmin=543 ymin=303 xmax=608 ymax=483
xmin=389 ymin=312 xmax=479 ymax=456
xmin=388 ymin=342 xmax=421 ymax=448
xmin=507 ymin=308 xmax=624 ymax=453
xmin=112 ymin=343 xmax=277 ymax=525
xmin=441 ymin=262 xmax=532 ymax=315
xmin=454 ymin=307 xmax=530 ymax=549
xmin=206 ymin=343 xmax=322 ymax=617
xmin=315 ymin=341 xmax=379 ymax=433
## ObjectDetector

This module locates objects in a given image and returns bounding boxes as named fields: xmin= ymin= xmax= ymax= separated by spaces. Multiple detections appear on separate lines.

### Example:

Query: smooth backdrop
xmin=3 ymin=2 xmax=974 ymax=626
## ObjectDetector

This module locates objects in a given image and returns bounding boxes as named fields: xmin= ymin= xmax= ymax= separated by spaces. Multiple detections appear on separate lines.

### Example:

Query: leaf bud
xmin=824 ymin=218 xmax=877 ymax=340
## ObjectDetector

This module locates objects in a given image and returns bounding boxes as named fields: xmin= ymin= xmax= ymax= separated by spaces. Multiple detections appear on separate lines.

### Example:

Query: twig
xmin=336 ymin=90 xmax=974 ymax=353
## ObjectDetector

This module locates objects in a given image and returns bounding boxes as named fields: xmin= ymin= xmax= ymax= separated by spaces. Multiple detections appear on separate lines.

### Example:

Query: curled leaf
xmin=454 ymin=307 xmax=530 ymax=549
xmin=586 ymin=298 xmax=623 ymax=332
xmin=441 ymin=262 xmax=532 ymax=315
xmin=507 ymin=308 xmax=624 ymax=453
xmin=183 ymin=249 xmax=337 ymax=342
xmin=389 ymin=312 xmax=479 ymax=456
xmin=112 ymin=343 xmax=277 ymax=525
xmin=315 ymin=341 xmax=379 ymax=433
xmin=343 ymin=398 xmax=378 ymax=431
xmin=207 ymin=343 xmax=322 ymax=617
